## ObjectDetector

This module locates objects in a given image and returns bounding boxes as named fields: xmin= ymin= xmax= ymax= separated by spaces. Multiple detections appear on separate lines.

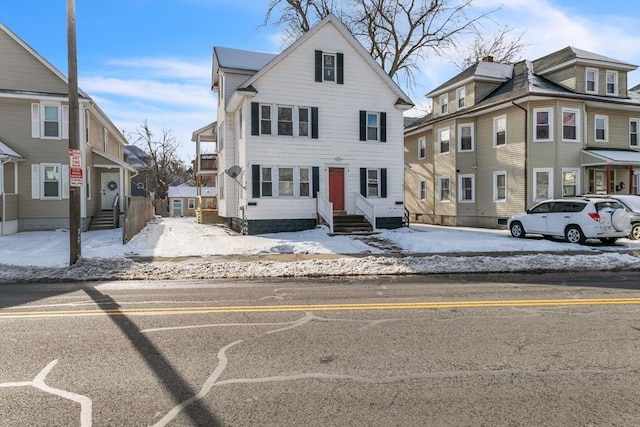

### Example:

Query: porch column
xmin=630 ymin=166 xmax=635 ymax=195
xmin=606 ymin=164 xmax=611 ymax=194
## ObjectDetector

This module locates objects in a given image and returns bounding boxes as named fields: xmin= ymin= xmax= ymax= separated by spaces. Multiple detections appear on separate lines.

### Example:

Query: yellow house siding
xmin=544 ymin=65 xmax=577 ymax=91
xmin=404 ymin=129 xmax=434 ymax=222
xmin=586 ymin=106 xmax=640 ymax=149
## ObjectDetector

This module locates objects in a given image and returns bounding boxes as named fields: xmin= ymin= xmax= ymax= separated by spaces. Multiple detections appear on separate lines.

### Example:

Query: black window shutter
xmin=311 ymin=107 xmax=319 ymax=139
xmin=312 ymin=166 xmax=319 ymax=198
xmin=315 ymin=50 xmax=322 ymax=82
xmin=337 ymin=53 xmax=344 ymax=84
xmin=381 ymin=168 xmax=387 ymax=198
xmin=360 ymin=168 xmax=367 ymax=197
xmin=252 ymin=164 xmax=260 ymax=198
xmin=359 ymin=111 xmax=366 ymax=141
xmin=251 ymin=102 xmax=259 ymax=136
xmin=380 ymin=112 xmax=387 ymax=142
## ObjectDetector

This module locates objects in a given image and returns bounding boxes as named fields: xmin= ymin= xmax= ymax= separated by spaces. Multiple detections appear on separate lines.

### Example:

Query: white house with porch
xmin=211 ymin=14 xmax=413 ymax=234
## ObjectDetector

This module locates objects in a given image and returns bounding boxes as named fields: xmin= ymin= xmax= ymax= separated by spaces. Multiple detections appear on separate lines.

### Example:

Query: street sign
xmin=69 ymin=149 xmax=83 ymax=188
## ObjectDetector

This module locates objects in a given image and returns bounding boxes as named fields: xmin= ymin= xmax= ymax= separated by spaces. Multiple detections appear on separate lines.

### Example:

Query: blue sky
xmin=1 ymin=0 xmax=639 ymax=161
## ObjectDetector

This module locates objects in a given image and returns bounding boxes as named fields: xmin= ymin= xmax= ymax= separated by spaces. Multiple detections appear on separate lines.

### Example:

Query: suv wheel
xmin=510 ymin=221 xmax=525 ymax=238
xmin=565 ymin=225 xmax=586 ymax=244
xmin=631 ymin=223 xmax=640 ymax=240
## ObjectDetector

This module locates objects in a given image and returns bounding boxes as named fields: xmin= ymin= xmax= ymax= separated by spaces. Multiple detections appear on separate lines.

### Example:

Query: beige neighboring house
xmin=405 ymin=46 xmax=640 ymax=229
xmin=168 ymin=185 xmax=216 ymax=217
xmin=0 ymin=23 xmax=135 ymax=235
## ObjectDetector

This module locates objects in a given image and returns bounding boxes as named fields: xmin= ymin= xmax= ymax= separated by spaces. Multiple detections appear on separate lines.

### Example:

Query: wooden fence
xmin=122 ymin=196 xmax=155 ymax=243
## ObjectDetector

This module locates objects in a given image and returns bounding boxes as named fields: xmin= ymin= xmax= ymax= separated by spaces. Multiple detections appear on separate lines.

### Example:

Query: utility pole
xmin=67 ymin=0 xmax=81 ymax=264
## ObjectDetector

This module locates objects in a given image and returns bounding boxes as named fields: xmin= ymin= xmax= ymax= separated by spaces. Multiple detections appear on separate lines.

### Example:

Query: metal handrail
xmin=112 ymin=194 xmax=120 ymax=227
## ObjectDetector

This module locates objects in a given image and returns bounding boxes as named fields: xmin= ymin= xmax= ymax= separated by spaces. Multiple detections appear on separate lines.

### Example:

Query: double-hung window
xmin=43 ymin=104 xmax=60 ymax=138
xmin=595 ymin=115 xmax=608 ymax=142
xmin=562 ymin=109 xmax=580 ymax=142
xmin=440 ymin=94 xmax=448 ymax=114
xmin=419 ymin=180 xmax=426 ymax=200
xmin=458 ymin=174 xmax=475 ymax=203
xmin=323 ymin=53 xmax=336 ymax=81
xmin=438 ymin=127 xmax=450 ymax=154
xmin=359 ymin=111 xmax=386 ymax=142
xmin=562 ymin=168 xmax=579 ymax=197
xmin=367 ymin=169 xmax=380 ymax=198
xmin=606 ymin=70 xmax=618 ymax=95
xmin=31 ymin=102 xmax=68 ymax=139
xmin=418 ymin=137 xmax=426 ymax=159
xmin=586 ymin=68 xmax=598 ymax=93
xmin=315 ymin=50 xmax=343 ymax=84
xmin=534 ymin=108 xmax=553 ymax=142
xmin=188 ymin=199 xmax=195 ymax=209
xmin=456 ymin=87 xmax=465 ymax=110
xmin=458 ymin=124 xmax=474 ymax=152
xmin=493 ymin=116 xmax=506 ymax=147
xmin=261 ymin=167 xmax=273 ymax=197
xmin=299 ymin=167 xmax=310 ymax=197
xmin=278 ymin=167 xmax=294 ymax=196
xmin=260 ymin=105 xmax=272 ymax=135
xmin=42 ymin=164 xmax=61 ymax=199
xmin=298 ymin=107 xmax=309 ymax=137
xmin=278 ymin=106 xmax=293 ymax=136
xmin=493 ymin=171 xmax=506 ymax=202
xmin=534 ymin=168 xmax=553 ymax=201
xmin=438 ymin=176 xmax=450 ymax=202
xmin=630 ymin=119 xmax=639 ymax=147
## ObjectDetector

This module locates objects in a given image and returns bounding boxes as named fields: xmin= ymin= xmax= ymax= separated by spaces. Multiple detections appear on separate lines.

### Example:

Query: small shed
xmin=168 ymin=186 xmax=216 ymax=217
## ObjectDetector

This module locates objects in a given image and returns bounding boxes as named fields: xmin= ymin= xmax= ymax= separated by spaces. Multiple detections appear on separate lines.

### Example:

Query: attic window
xmin=606 ymin=70 xmax=618 ymax=95
xmin=439 ymin=94 xmax=448 ymax=114
xmin=315 ymin=50 xmax=344 ymax=84
xmin=323 ymin=54 xmax=335 ymax=81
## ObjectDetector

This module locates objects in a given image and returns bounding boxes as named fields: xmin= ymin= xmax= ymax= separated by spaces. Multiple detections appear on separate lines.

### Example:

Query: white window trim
xmin=41 ymin=102 xmax=62 ymax=140
xmin=40 ymin=163 xmax=63 ymax=200
xmin=458 ymin=174 xmax=475 ymax=203
xmin=276 ymin=105 xmax=295 ymax=137
xmin=456 ymin=87 xmax=465 ymax=110
xmin=585 ymin=67 xmax=599 ymax=94
xmin=298 ymin=166 xmax=311 ymax=198
xmin=260 ymin=104 xmax=272 ymax=136
xmin=561 ymin=108 xmax=581 ymax=142
xmin=437 ymin=175 xmax=451 ymax=203
xmin=533 ymin=167 xmax=554 ymax=202
xmin=493 ymin=171 xmax=507 ymax=203
xmin=630 ymin=118 xmax=639 ymax=148
xmin=188 ymin=198 xmax=196 ymax=209
xmin=606 ymin=70 xmax=618 ymax=95
xmin=439 ymin=94 xmax=448 ymax=115
xmin=297 ymin=106 xmax=311 ymax=138
xmin=261 ymin=166 xmax=274 ymax=197
xmin=263 ymin=166 xmax=313 ymax=198
xmin=323 ymin=52 xmax=336 ymax=82
xmin=418 ymin=136 xmax=426 ymax=159
xmin=366 ymin=168 xmax=380 ymax=198
xmin=533 ymin=107 xmax=554 ymax=142
xmin=419 ymin=180 xmax=426 ymax=201
xmin=366 ymin=111 xmax=380 ymax=142
xmin=457 ymin=123 xmax=474 ymax=152
xmin=493 ymin=115 xmax=507 ymax=147
xmin=437 ymin=127 xmax=450 ymax=155
xmin=594 ymin=114 xmax=609 ymax=142
xmin=562 ymin=168 xmax=580 ymax=197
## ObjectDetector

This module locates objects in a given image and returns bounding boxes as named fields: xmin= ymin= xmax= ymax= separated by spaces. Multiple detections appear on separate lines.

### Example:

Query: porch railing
xmin=317 ymin=193 xmax=333 ymax=234
xmin=355 ymin=192 xmax=376 ymax=229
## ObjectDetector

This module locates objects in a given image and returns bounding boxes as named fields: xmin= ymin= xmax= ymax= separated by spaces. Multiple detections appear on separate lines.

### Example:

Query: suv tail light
xmin=588 ymin=212 xmax=600 ymax=221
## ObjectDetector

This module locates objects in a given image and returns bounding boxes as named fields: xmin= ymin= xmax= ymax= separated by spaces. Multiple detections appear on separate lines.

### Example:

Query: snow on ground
xmin=0 ymin=216 xmax=638 ymax=283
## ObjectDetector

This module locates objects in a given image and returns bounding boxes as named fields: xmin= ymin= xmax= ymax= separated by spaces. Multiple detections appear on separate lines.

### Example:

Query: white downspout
xmin=0 ymin=158 xmax=10 ymax=236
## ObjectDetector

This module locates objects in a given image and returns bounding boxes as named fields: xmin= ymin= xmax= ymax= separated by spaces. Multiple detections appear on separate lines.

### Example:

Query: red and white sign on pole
xmin=69 ymin=149 xmax=83 ymax=188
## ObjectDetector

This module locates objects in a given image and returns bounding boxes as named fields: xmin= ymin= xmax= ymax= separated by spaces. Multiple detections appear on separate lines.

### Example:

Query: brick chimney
xmin=482 ymin=56 xmax=494 ymax=62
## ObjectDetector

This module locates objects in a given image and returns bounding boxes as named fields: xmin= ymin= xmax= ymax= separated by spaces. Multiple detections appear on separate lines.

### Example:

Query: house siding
xmin=218 ymin=19 xmax=408 ymax=233
xmin=0 ymin=29 xmax=69 ymax=94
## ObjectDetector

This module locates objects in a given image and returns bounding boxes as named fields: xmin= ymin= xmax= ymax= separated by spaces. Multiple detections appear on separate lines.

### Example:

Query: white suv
xmin=507 ymin=198 xmax=631 ymax=244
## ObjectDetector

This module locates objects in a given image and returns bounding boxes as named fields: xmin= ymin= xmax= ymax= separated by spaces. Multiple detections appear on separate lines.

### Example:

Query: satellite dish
xmin=225 ymin=165 xmax=241 ymax=178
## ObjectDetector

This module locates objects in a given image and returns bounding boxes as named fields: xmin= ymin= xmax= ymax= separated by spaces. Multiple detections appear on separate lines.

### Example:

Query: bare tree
xmin=454 ymin=25 xmax=529 ymax=70
xmin=130 ymin=121 xmax=188 ymax=200
xmin=263 ymin=0 xmax=500 ymax=91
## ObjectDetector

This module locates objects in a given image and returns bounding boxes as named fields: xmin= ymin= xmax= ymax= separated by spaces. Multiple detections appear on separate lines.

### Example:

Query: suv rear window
xmin=551 ymin=201 xmax=586 ymax=213
xmin=595 ymin=201 xmax=622 ymax=211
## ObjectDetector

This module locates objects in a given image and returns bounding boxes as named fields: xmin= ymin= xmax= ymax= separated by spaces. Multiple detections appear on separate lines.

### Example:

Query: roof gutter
xmin=512 ymin=101 xmax=529 ymax=208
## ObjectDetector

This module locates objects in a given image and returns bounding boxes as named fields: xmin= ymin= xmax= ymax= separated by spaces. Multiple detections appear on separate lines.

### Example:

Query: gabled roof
xmin=227 ymin=13 xmax=413 ymax=108
xmin=0 ymin=139 xmax=24 ymax=161
xmin=0 ymin=22 xmax=89 ymax=98
xmin=212 ymin=47 xmax=277 ymax=89
xmin=427 ymin=61 xmax=513 ymax=97
xmin=123 ymin=145 xmax=149 ymax=169
xmin=533 ymin=46 xmax=637 ymax=74
xmin=191 ymin=121 xmax=217 ymax=142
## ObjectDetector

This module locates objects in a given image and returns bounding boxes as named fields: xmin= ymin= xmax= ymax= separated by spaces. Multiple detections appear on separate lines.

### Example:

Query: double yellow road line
xmin=2 ymin=297 xmax=640 ymax=319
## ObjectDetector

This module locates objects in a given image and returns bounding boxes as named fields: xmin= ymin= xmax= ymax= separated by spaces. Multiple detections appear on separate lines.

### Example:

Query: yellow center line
xmin=1 ymin=297 xmax=639 ymax=318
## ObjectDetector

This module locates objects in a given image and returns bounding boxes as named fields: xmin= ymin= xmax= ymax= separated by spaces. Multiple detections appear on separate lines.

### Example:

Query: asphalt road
xmin=1 ymin=272 xmax=639 ymax=426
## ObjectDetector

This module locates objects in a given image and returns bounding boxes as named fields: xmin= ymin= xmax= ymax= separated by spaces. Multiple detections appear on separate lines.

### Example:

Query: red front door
xmin=328 ymin=167 xmax=345 ymax=211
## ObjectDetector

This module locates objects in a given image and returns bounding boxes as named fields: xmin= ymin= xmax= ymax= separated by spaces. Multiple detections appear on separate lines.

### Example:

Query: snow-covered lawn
xmin=1 ymin=217 xmax=638 ymax=282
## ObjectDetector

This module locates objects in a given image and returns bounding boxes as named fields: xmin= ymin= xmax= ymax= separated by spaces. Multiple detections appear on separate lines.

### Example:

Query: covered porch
xmin=0 ymin=140 xmax=25 ymax=235
xmin=581 ymin=149 xmax=640 ymax=195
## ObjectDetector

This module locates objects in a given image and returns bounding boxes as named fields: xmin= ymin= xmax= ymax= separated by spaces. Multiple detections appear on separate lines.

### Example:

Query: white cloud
xmin=105 ymin=57 xmax=212 ymax=80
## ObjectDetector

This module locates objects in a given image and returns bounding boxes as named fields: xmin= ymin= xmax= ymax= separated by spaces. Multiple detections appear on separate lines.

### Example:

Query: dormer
xmin=532 ymin=47 xmax=637 ymax=98
xmin=427 ymin=57 xmax=513 ymax=119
